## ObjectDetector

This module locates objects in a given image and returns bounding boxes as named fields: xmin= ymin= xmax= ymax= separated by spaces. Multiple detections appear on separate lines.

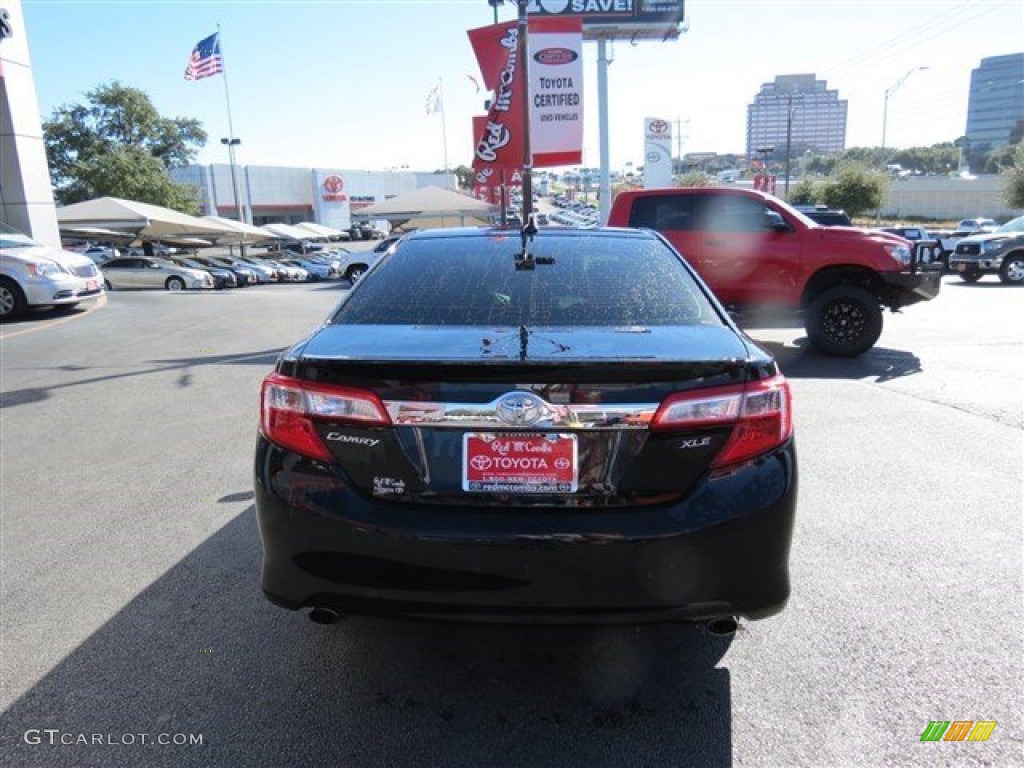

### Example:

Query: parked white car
xmin=333 ymin=249 xmax=382 ymax=282
xmin=1 ymin=222 xmax=105 ymax=319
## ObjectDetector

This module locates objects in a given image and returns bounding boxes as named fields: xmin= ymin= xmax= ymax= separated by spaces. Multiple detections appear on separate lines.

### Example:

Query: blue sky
xmin=19 ymin=0 xmax=1024 ymax=173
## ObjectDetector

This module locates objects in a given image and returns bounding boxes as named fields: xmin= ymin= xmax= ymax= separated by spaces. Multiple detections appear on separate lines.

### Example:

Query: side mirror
xmin=764 ymin=212 xmax=789 ymax=232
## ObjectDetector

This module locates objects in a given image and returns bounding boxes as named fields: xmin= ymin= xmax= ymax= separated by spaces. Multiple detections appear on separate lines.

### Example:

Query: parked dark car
xmin=792 ymin=205 xmax=852 ymax=227
xmin=348 ymin=223 xmax=385 ymax=241
xmin=170 ymin=256 xmax=237 ymax=289
xmin=190 ymin=256 xmax=257 ymax=287
xmin=255 ymin=227 xmax=797 ymax=629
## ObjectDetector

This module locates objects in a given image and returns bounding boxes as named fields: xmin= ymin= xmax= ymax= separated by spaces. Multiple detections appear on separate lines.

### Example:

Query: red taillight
xmin=259 ymin=372 xmax=390 ymax=461
xmin=651 ymin=375 xmax=793 ymax=468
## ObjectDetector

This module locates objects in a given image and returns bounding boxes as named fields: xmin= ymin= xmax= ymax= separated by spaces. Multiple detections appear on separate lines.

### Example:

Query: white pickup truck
xmin=882 ymin=219 xmax=999 ymax=270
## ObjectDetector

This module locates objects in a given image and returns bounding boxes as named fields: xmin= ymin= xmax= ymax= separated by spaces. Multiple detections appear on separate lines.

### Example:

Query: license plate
xmin=956 ymin=263 xmax=966 ymax=272
xmin=462 ymin=433 xmax=577 ymax=493
xmin=87 ymin=280 xmax=98 ymax=290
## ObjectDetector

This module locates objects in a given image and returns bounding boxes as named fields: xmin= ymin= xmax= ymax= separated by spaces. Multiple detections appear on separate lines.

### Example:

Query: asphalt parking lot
xmin=1 ymin=274 xmax=1021 ymax=767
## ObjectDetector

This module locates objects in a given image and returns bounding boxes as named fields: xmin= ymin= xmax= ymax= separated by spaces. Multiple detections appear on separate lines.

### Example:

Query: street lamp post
xmin=879 ymin=66 xmax=928 ymax=222
xmin=881 ymin=66 xmax=929 ymax=151
xmin=783 ymin=93 xmax=796 ymax=198
xmin=220 ymin=136 xmax=245 ymax=256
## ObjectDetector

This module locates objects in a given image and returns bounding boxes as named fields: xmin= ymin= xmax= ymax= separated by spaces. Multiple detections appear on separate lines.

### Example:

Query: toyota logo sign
xmin=323 ymin=175 xmax=344 ymax=194
xmin=648 ymin=119 xmax=669 ymax=134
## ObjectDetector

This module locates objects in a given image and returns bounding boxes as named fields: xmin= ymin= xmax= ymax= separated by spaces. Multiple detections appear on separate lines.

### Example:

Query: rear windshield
xmin=331 ymin=233 xmax=723 ymax=327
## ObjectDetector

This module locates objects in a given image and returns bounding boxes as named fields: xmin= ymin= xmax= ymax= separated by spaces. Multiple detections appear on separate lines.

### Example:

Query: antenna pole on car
xmin=517 ymin=0 xmax=534 ymax=224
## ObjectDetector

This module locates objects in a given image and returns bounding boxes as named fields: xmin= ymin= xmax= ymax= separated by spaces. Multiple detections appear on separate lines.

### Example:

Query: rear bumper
xmin=255 ymin=437 xmax=798 ymax=625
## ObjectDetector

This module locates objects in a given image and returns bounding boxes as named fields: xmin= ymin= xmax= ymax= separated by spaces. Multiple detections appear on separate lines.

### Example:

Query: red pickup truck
xmin=607 ymin=187 xmax=942 ymax=356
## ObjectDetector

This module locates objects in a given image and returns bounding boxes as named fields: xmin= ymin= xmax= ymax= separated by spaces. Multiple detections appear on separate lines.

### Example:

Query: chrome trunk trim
xmin=384 ymin=393 xmax=658 ymax=430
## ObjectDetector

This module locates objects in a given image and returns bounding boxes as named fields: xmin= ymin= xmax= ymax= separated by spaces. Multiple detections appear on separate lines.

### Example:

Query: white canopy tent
xmin=354 ymin=186 xmax=497 ymax=229
xmin=260 ymin=223 xmax=317 ymax=241
xmin=293 ymin=222 xmax=349 ymax=240
xmin=202 ymin=215 xmax=277 ymax=244
xmin=56 ymin=197 xmax=234 ymax=240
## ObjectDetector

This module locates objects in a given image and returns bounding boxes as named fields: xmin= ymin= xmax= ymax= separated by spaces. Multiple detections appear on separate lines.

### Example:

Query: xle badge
xmin=678 ymin=436 xmax=712 ymax=449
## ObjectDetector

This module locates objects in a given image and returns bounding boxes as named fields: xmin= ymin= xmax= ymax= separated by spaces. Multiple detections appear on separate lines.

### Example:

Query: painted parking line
xmin=0 ymin=294 xmax=108 ymax=340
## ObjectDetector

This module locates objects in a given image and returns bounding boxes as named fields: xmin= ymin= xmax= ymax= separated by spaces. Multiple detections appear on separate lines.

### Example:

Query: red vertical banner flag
xmin=468 ymin=21 xmax=524 ymax=195
xmin=467 ymin=17 xmax=583 ymax=198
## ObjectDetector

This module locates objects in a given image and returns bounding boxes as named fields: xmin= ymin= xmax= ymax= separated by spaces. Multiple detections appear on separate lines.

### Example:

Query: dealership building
xmin=170 ymin=164 xmax=455 ymax=230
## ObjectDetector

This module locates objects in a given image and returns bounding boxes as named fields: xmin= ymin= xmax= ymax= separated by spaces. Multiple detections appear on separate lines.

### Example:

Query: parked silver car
xmin=100 ymin=257 xmax=213 ymax=291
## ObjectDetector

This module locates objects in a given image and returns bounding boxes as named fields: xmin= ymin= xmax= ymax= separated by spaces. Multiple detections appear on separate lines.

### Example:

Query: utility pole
xmin=672 ymin=118 xmax=688 ymax=175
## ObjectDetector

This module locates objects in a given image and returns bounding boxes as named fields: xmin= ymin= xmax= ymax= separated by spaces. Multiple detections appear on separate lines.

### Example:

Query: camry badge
xmin=496 ymin=392 xmax=546 ymax=427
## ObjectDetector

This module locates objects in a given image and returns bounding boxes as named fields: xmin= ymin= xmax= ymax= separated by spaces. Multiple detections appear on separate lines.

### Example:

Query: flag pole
xmin=438 ymin=77 xmax=451 ymax=189
xmin=217 ymin=24 xmax=247 ymax=255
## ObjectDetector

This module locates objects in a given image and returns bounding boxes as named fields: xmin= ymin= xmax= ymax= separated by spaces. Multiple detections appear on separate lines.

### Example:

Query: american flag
xmin=425 ymin=84 xmax=442 ymax=115
xmin=184 ymin=33 xmax=223 ymax=81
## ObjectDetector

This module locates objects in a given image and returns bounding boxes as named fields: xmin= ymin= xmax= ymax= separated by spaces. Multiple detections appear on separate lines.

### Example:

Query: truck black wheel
xmin=998 ymin=254 xmax=1024 ymax=285
xmin=805 ymin=285 xmax=884 ymax=357
xmin=959 ymin=270 xmax=982 ymax=283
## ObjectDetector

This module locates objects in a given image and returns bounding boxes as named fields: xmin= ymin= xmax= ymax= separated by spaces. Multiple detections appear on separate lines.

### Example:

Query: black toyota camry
xmin=255 ymin=226 xmax=797 ymax=628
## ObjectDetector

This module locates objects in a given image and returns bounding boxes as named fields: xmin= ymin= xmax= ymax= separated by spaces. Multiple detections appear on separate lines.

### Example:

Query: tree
xmin=889 ymin=143 xmax=959 ymax=175
xmin=43 ymin=81 xmax=206 ymax=210
xmin=1004 ymin=143 xmax=1024 ymax=209
xmin=980 ymin=143 xmax=1020 ymax=175
xmin=788 ymin=177 xmax=820 ymax=205
xmin=675 ymin=171 xmax=712 ymax=187
xmin=820 ymin=162 xmax=888 ymax=217
xmin=452 ymin=165 xmax=474 ymax=190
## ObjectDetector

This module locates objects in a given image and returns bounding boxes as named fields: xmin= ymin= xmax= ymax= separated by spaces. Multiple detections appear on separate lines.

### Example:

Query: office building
xmin=746 ymin=74 xmax=848 ymax=160
xmin=965 ymin=52 xmax=1024 ymax=154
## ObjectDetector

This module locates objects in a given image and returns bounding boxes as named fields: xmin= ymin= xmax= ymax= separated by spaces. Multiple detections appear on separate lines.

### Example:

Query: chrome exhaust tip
xmin=308 ymin=607 xmax=342 ymax=625
xmin=706 ymin=616 xmax=738 ymax=637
